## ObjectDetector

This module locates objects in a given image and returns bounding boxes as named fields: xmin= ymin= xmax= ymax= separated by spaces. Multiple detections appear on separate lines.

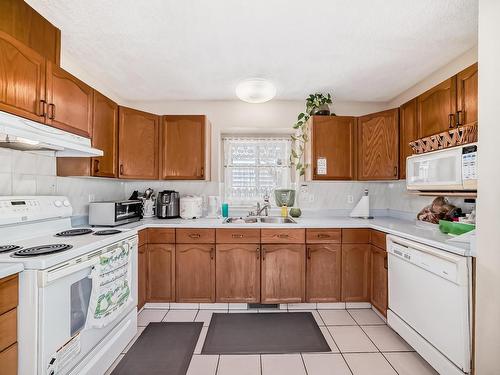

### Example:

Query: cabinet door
xmin=261 ymin=244 xmax=305 ymax=304
xmin=417 ymin=77 xmax=457 ymax=137
xmin=310 ymin=116 xmax=356 ymax=180
xmin=357 ymin=109 xmax=399 ymax=180
xmin=306 ymin=244 xmax=341 ymax=302
xmin=0 ymin=343 xmax=17 ymax=375
xmin=118 ymin=106 xmax=159 ymax=179
xmin=399 ymin=99 xmax=418 ymax=179
xmin=176 ymin=244 xmax=215 ymax=303
xmin=160 ymin=115 xmax=209 ymax=180
xmin=0 ymin=31 xmax=45 ymax=122
xmin=456 ymin=63 xmax=478 ymax=126
xmin=91 ymin=91 xmax=118 ymax=177
xmin=341 ymin=244 xmax=371 ymax=302
xmin=370 ymin=245 xmax=388 ymax=316
xmin=147 ymin=244 xmax=175 ymax=302
xmin=46 ymin=62 xmax=93 ymax=137
xmin=216 ymin=244 xmax=260 ymax=303
xmin=138 ymin=244 xmax=147 ymax=309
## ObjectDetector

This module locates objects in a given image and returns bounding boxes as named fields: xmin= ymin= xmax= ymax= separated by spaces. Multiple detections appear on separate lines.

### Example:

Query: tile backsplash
xmin=1 ymin=148 xmax=468 ymax=220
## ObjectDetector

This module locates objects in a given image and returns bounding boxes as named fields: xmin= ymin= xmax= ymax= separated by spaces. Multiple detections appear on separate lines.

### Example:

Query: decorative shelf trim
xmin=409 ymin=122 xmax=477 ymax=154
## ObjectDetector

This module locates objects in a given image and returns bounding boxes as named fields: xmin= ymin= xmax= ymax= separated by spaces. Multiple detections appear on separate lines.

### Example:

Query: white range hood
xmin=0 ymin=110 xmax=103 ymax=157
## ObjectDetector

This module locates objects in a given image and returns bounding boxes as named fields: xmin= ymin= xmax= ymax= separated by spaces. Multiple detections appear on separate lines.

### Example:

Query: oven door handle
xmin=40 ymin=257 xmax=100 ymax=286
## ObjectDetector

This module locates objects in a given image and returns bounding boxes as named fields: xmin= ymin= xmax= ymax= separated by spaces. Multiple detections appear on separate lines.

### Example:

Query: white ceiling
xmin=27 ymin=0 xmax=478 ymax=102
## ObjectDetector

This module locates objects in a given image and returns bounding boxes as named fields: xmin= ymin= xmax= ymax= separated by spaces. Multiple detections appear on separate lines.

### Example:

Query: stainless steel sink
xmin=259 ymin=216 xmax=296 ymax=224
xmin=223 ymin=216 xmax=296 ymax=224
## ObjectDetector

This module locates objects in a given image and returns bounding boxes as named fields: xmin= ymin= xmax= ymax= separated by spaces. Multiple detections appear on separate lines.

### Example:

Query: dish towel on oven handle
xmin=85 ymin=242 xmax=132 ymax=329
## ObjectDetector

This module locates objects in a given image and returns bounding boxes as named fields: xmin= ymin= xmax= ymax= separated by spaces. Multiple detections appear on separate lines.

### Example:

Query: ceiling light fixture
xmin=236 ymin=78 xmax=276 ymax=103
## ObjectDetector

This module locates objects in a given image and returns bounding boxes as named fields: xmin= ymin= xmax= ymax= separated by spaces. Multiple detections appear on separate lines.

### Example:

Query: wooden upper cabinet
xmin=306 ymin=244 xmax=341 ymax=302
xmin=399 ymin=99 xmax=418 ymax=179
xmin=307 ymin=116 xmax=356 ymax=180
xmin=91 ymin=91 xmax=118 ymax=177
xmin=357 ymin=108 xmax=399 ymax=180
xmin=176 ymin=244 xmax=215 ymax=303
xmin=0 ymin=0 xmax=61 ymax=64
xmin=370 ymin=245 xmax=388 ymax=316
xmin=261 ymin=244 xmax=305 ymax=304
xmin=160 ymin=115 xmax=211 ymax=180
xmin=216 ymin=244 xmax=260 ymax=303
xmin=456 ymin=63 xmax=478 ymax=126
xmin=417 ymin=76 xmax=457 ymax=137
xmin=147 ymin=244 xmax=175 ymax=302
xmin=118 ymin=107 xmax=159 ymax=179
xmin=0 ymin=31 xmax=46 ymax=122
xmin=45 ymin=62 xmax=93 ymax=138
xmin=341 ymin=244 xmax=371 ymax=302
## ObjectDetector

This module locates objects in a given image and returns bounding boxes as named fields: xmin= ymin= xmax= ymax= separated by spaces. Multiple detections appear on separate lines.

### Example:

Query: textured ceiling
xmin=26 ymin=0 xmax=478 ymax=102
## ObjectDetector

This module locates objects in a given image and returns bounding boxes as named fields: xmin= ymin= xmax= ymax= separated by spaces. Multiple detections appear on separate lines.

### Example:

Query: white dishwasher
xmin=387 ymin=235 xmax=472 ymax=375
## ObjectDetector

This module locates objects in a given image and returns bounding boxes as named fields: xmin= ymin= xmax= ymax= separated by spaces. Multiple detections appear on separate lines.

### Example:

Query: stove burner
xmin=0 ymin=245 xmax=22 ymax=253
xmin=12 ymin=244 xmax=73 ymax=257
xmin=55 ymin=228 xmax=93 ymax=237
xmin=93 ymin=229 xmax=122 ymax=236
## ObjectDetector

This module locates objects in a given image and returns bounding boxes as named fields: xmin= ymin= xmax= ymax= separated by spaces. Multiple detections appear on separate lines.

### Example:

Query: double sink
xmin=223 ymin=216 xmax=297 ymax=224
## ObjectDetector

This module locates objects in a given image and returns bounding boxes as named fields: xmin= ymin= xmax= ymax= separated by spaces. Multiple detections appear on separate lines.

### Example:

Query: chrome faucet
xmin=249 ymin=194 xmax=271 ymax=217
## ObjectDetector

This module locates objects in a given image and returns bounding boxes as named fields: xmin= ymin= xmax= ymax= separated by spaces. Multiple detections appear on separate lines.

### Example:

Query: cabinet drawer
xmin=0 ymin=275 xmax=18 ymax=316
xmin=342 ymin=229 xmax=371 ymax=244
xmin=148 ymin=228 xmax=175 ymax=244
xmin=176 ymin=228 xmax=215 ymax=243
xmin=0 ymin=309 xmax=16 ymax=352
xmin=0 ymin=343 xmax=17 ymax=375
xmin=371 ymin=230 xmax=387 ymax=250
xmin=306 ymin=229 xmax=341 ymax=243
xmin=261 ymin=229 xmax=305 ymax=244
xmin=138 ymin=229 xmax=148 ymax=246
xmin=216 ymin=229 xmax=260 ymax=243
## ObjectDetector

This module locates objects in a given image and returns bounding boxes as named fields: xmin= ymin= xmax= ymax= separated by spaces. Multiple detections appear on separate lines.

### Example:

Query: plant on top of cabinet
xmin=291 ymin=93 xmax=333 ymax=176
xmin=357 ymin=108 xmax=399 ymax=180
xmin=160 ymin=115 xmax=211 ymax=180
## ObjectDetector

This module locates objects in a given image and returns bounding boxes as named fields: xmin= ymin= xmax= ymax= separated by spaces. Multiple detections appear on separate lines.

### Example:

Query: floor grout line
xmin=300 ymin=353 xmax=309 ymax=375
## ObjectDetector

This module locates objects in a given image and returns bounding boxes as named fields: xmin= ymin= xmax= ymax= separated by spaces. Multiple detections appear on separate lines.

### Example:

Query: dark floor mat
xmin=202 ymin=312 xmax=330 ymax=354
xmin=112 ymin=322 xmax=202 ymax=375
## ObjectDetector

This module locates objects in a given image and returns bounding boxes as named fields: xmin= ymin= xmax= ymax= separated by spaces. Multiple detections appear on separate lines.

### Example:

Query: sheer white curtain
xmin=223 ymin=136 xmax=292 ymax=206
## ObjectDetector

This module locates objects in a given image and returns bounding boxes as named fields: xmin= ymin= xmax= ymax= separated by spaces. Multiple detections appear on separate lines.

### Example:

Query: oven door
xmin=38 ymin=238 xmax=137 ymax=375
xmin=114 ymin=201 xmax=142 ymax=224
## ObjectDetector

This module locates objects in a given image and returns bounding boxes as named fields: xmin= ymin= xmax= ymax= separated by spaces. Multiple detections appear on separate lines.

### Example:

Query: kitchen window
xmin=223 ymin=136 xmax=293 ymax=206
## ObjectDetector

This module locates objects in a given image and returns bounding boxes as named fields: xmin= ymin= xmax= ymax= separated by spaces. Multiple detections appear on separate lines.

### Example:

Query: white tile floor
xmin=106 ymin=307 xmax=439 ymax=375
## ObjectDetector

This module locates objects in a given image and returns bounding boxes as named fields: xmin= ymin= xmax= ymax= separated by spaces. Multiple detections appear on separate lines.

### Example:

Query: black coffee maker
xmin=156 ymin=190 xmax=180 ymax=218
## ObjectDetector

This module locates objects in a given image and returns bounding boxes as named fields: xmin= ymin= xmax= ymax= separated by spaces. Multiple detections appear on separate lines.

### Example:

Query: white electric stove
xmin=0 ymin=196 xmax=138 ymax=375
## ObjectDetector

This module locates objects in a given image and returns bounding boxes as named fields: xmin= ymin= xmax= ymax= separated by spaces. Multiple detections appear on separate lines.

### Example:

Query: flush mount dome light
xmin=236 ymin=78 xmax=276 ymax=103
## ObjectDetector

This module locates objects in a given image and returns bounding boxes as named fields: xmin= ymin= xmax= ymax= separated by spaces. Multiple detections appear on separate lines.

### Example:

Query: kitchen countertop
xmin=122 ymin=216 xmax=472 ymax=256
xmin=0 ymin=263 xmax=24 ymax=279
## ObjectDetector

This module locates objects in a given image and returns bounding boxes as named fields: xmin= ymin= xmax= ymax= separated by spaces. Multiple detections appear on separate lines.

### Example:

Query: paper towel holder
xmin=350 ymin=189 xmax=374 ymax=219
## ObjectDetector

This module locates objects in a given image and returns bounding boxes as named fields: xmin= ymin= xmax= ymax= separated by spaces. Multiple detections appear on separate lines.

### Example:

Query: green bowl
xmin=438 ymin=220 xmax=475 ymax=235
xmin=289 ymin=207 xmax=302 ymax=218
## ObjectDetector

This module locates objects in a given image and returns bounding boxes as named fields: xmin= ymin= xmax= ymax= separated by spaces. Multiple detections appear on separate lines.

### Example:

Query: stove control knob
xmin=63 ymin=200 xmax=70 ymax=207
xmin=54 ymin=200 xmax=62 ymax=207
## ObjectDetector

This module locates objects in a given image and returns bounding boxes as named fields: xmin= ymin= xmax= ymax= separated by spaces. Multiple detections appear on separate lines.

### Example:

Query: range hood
xmin=0 ymin=110 xmax=103 ymax=157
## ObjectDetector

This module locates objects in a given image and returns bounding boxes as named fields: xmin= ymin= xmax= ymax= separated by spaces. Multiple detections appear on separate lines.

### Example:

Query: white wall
xmin=475 ymin=0 xmax=500 ymax=372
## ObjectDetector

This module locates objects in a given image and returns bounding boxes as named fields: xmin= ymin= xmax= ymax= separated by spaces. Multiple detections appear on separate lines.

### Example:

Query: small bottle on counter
xmin=281 ymin=204 xmax=288 ymax=217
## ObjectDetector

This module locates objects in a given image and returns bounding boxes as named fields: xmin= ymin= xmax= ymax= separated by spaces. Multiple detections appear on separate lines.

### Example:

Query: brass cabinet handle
xmin=119 ymin=164 xmax=124 ymax=175
xmin=256 ymin=247 xmax=260 ymax=259
xmin=393 ymin=166 xmax=398 ymax=177
xmin=48 ymin=103 xmax=56 ymax=120
xmin=232 ymin=234 xmax=244 ymax=239
xmin=210 ymin=247 xmax=214 ymax=260
xmin=277 ymin=234 xmax=289 ymax=239
xmin=448 ymin=113 xmax=454 ymax=128
xmin=456 ymin=110 xmax=463 ymax=126
xmin=384 ymin=256 xmax=388 ymax=270
xmin=317 ymin=234 xmax=330 ymax=239
xmin=39 ymin=100 xmax=47 ymax=117
xmin=93 ymin=159 xmax=100 ymax=174
xmin=189 ymin=233 xmax=201 ymax=239
xmin=307 ymin=247 xmax=311 ymax=259
xmin=262 ymin=247 xmax=266 ymax=260
xmin=201 ymin=166 xmax=204 ymax=177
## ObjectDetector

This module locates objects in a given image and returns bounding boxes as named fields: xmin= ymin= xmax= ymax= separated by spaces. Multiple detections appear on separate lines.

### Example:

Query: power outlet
xmin=88 ymin=194 xmax=95 ymax=203
xmin=347 ymin=195 xmax=354 ymax=204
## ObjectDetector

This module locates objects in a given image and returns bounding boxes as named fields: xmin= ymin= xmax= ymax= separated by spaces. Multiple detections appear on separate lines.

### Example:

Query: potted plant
xmin=290 ymin=93 xmax=333 ymax=176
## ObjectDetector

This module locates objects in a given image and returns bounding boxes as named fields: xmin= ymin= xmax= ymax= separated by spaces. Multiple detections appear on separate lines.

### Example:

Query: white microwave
xmin=406 ymin=143 xmax=477 ymax=191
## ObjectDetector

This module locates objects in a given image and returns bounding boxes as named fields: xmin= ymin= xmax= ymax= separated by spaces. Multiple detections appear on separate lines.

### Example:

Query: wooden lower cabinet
xmin=147 ymin=244 xmax=175 ymax=302
xmin=216 ymin=244 xmax=260 ymax=303
xmin=261 ymin=244 xmax=305 ymax=304
xmin=0 ymin=274 xmax=18 ymax=375
xmin=371 ymin=245 xmax=388 ymax=316
xmin=306 ymin=244 xmax=341 ymax=302
xmin=341 ymin=244 xmax=371 ymax=302
xmin=176 ymin=244 xmax=215 ymax=303
xmin=0 ymin=343 xmax=17 ymax=375
xmin=138 ymin=244 xmax=147 ymax=309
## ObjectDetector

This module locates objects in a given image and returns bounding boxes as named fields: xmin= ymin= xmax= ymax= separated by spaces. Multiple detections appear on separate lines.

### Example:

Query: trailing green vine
xmin=290 ymin=93 xmax=333 ymax=176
